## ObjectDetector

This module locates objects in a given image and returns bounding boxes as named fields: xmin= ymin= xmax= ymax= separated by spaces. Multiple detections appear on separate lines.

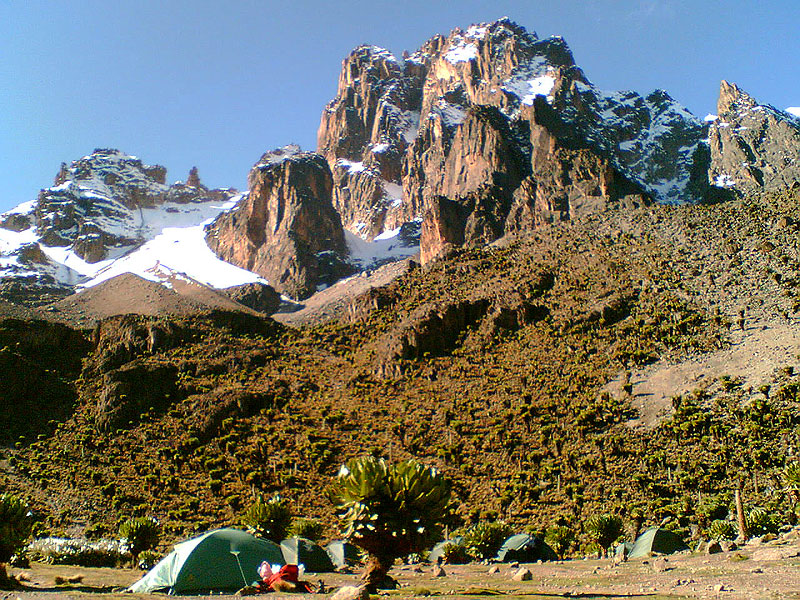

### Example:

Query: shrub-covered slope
xmin=1 ymin=190 xmax=799 ymax=552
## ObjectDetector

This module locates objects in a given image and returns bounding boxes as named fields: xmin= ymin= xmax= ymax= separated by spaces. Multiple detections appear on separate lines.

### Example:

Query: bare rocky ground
xmin=7 ymin=533 xmax=800 ymax=600
xmin=273 ymin=258 xmax=416 ymax=327
xmin=594 ymin=192 xmax=800 ymax=428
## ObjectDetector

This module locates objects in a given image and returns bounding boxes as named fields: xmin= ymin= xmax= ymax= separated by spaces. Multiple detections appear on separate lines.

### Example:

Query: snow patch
xmin=382 ymin=181 xmax=403 ymax=202
xmin=337 ymin=159 xmax=367 ymax=174
xmin=345 ymin=228 xmax=418 ymax=271
xmin=503 ymin=74 xmax=556 ymax=105
xmin=433 ymin=100 xmax=468 ymax=127
xmin=713 ymin=174 xmax=736 ymax=188
xmin=465 ymin=25 xmax=488 ymax=39
xmin=704 ymin=114 xmax=719 ymax=122
xmin=445 ymin=40 xmax=478 ymax=63
xmin=1 ymin=199 xmax=37 ymax=216
xmin=82 ymin=210 xmax=265 ymax=289
xmin=787 ymin=107 xmax=800 ymax=118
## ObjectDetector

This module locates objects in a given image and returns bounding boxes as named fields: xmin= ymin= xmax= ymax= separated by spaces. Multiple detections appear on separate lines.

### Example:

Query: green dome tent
xmin=496 ymin=533 xmax=558 ymax=563
xmin=280 ymin=537 xmax=335 ymax=572
xmin=325 ymin=540 xmax=360 ymax=568
xmin=128 ymin=528 xmax=284 ymax=594
xmin=628 ymin=527 xmax=689 ymax=559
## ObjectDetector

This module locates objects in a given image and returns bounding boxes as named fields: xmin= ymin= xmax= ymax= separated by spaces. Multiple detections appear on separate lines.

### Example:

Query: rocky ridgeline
xmin=1 ymin=148 xmax=234 ymax=265
xmin=315 ymin=18 xmax=702 ymax=262
xmin=314 ymin=18 xmax=800 ymax=263
xmin=3 ymin=19 xmax=800 ymax=303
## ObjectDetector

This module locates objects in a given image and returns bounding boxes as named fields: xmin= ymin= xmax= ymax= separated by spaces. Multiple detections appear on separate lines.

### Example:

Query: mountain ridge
xmin=4 ymin=18 xmax=798 ymax=304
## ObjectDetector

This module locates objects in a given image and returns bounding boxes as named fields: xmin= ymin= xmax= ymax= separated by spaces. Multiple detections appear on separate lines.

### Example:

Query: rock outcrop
xmin=222 ymin=282 xmax=282 ymax=315
xmin=708 ymin=81 xmax=800 ymax=193
xmin=318 ymin=18 xmax=704 ymax=262
xmin=419 ymin=98 xmax=650 ymax=262
xmin=205 ymin=146 xmax=351 ymax=300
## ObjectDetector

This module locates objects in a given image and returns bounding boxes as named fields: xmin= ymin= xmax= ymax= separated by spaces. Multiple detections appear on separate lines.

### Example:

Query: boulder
xmin=511 ymin=567 xmax=532 ymax=581
xmin=751 ymin=547 xmax=800 ymax=562
xmin=330 ymin=585 xmax=369 ymax=600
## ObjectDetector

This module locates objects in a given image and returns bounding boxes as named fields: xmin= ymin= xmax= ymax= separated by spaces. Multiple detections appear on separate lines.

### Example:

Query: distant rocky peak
xmin=717 ymin=80 xmax=759 ymax=116
xmin=339 ymin=45 xmax=402 ymax=88
xmin=709 ymin=81 xmax=800 ymax=194
xmin=53 ymin=148 xmax=167 ymax=193
xmin=254 ymin=144 xmax=304 ymax=168
xmin=31 ymin=148 xmax=236 ymax=264
xmin=206 ymin=147 xmax=351 ymax=299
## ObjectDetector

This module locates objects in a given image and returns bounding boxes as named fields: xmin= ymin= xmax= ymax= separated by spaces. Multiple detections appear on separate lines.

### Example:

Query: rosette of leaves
xmin=708 ymin=519 xmax=736 ymax=540
xmin=241 ymin=495 xmax=292 ymax=543
xmin=747 ymin=507 xmax=778 ymax=536
xmin=545 ymin=525 xmax=575 ymax=560
xmin=461 ymin=521 xmax=513 ymax=560
xmin=440 ymin=540 xmax=471 ymax=564
xmin=331 ymin=457 xmax=451 ymax=591
xmin=288 ymin=518 xmax=325 ymax=541
xmin=0 ymin=493 xmax=32 ymax=588
xmin=584 ymin=514 xmax=623 ymax=557
xmin=119 ymin=517 xmax=160 ymax=562
xmin=784 ymin=462 xmax=800 ymax=505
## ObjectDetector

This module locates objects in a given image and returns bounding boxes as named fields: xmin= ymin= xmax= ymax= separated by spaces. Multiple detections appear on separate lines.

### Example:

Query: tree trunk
xmin=735 ymin=484 xmax=748 ymax=541
xmin=362 ymin=554 xmax=394 ymax=593
xmin=0 ymin=563 xmax=15 ymax=590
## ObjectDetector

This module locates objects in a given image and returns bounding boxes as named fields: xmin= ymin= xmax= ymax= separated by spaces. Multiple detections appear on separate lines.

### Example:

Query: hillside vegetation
xmin=1 ymin=190 xmax=799 ymax=554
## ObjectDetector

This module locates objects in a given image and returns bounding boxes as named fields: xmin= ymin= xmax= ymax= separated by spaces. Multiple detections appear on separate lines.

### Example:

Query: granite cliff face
xmin=419 ymin=98 xmax=649 ymax=262
xmin=205 ymin=146 xmax=352 ymax=300
xmin=708 ymin=81 xmax=800 ymax=193
xmin=317 ymin=18 xmax=707 ymax=263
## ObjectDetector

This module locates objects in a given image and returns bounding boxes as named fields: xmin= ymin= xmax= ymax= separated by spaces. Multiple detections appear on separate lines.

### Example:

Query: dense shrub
xmin=708 ymin=519 xmax=736 ymax=540
xmin=584 ymin=514 xmax=623 ymax=557
xmin=0 ymin=493 xmax=33 ymax=563
xmin=545 ymin=525 xmax=575 ymax=559
xmin=747 ymin=507 xmax=779 ymax=536
xmin=288 ymin=518 xmax=324 ymax=541
xmin=26 ymin=537 xmax=130 ymax=567
xmin=119 ymin=517 xmax=160 ymax=560
xmin=439 ymin=540 xmax=471 ymax=564
xmin=460 ymin=521 xmax=513 ymax=560
xmin=242 ymin=495 xmax=292 ymax=543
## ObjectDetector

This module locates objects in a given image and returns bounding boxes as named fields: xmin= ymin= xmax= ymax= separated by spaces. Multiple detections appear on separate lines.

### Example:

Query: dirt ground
xmin=607 ymin=318 xmax=800 ymax=429
xmin=7 ymin=534 xmax=800 ymax=600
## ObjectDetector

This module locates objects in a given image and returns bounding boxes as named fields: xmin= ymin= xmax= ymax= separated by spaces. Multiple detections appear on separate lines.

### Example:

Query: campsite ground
xmin=8 ymin=536 xmax=800 ymax=600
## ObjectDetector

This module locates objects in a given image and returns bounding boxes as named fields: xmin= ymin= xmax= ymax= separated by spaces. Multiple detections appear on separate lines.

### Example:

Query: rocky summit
xmin=0 ymin=18 xmax=799 ymax=557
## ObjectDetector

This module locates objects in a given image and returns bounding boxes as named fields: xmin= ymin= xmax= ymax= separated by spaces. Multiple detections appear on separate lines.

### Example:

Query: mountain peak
xmin=717 ymin=80 xmax=758 ymax=116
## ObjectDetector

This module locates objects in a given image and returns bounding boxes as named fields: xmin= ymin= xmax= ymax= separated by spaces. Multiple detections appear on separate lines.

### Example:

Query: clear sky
xmin=1 ymin=0 xmax=798 ymax=213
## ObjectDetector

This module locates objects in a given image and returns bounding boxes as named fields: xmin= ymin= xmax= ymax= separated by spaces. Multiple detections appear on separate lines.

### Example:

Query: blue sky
xmin=1 ymin=0 xmax=798 ymax=212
